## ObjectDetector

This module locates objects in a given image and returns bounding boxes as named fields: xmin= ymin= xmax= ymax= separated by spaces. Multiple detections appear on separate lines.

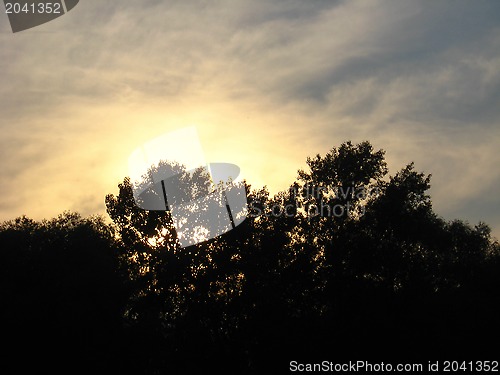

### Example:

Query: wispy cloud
xmin=1 ymin=0 xmax=499 ymax=237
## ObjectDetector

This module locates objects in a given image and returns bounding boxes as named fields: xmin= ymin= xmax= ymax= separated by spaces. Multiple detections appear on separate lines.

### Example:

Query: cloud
xmin=0 ymin=0 xmax=499 ymax=237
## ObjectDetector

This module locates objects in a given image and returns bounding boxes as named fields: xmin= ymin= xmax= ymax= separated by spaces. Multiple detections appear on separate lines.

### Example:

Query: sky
xmin=1 ymin=0 xmax=499 ymax=238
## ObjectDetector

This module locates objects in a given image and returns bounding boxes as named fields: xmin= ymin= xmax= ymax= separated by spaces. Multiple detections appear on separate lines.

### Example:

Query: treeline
xmin=1 ymin=141 xmax=499 ymax=374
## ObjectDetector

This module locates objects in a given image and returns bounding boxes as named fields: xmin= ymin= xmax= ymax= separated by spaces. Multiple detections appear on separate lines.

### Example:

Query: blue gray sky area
xmin=1 ymin=0 xmax=499 ymax=238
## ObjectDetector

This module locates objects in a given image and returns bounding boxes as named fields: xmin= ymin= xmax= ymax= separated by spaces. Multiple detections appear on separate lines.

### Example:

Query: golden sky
xmin=1 ymin=0 xmax=500 ymax=238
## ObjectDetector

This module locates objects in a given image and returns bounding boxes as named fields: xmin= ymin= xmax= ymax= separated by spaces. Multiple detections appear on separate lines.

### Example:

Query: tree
xmin=0 ymin=212 xmax=129 ymax=373
xmin=4 ymin=140 xmax=497 ymax=374
xmin=103 ymin=141 xmax=500 ymax=371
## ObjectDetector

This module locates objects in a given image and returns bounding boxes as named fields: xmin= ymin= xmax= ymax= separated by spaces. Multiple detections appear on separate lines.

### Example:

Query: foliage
xmin=2 ymin=141 xmax=499 ymax=374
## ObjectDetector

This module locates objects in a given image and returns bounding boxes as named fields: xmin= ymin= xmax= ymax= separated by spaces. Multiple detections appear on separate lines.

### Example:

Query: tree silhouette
xmin=102 ymin=142 xmax=499 ymax=372
xmin=104 ymin=160 xmax=254 ymax=372
xmin=0 ymin=212 xmax=130 ymax=373
xmin=1 ymin=141 xmax=499 ymax=374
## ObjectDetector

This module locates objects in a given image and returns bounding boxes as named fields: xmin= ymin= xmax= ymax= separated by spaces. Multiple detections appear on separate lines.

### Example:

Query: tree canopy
xmin=1 ymin=141 xmax=499 ymax=374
